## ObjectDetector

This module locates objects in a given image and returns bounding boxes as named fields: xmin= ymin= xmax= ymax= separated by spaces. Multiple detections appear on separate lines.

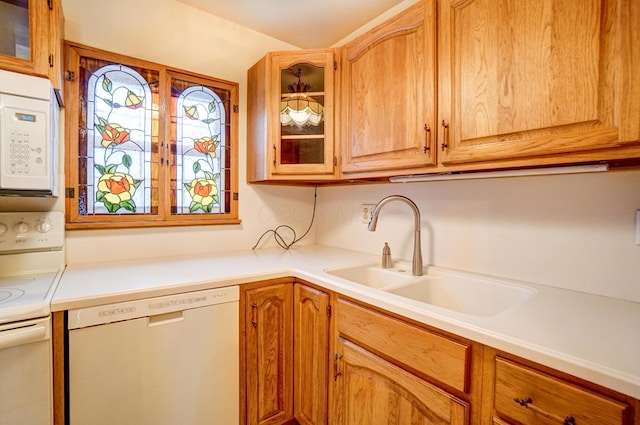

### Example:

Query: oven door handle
xmin=0 ymin=323 xmax=47 ymax=350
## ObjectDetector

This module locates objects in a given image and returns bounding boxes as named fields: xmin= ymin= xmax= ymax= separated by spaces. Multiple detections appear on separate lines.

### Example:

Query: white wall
xmin=61 ymin=0 xmax=317 ymax=265
xmin=315 ymin=169 xmax=640 ymax=302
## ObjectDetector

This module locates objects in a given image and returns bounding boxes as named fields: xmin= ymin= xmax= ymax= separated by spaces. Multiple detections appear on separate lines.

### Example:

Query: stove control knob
xmin=38 ymin=221 xmax=52 ymax=233
xmin=15 ymin=222 xmax=29 ymax=234
xmin=0 ymin=223 xmax=7 ymax=235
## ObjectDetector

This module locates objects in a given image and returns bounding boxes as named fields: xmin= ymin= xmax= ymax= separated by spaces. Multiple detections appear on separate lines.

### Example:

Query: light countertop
xmin=52 ymin=244 xmax=640 ymax=399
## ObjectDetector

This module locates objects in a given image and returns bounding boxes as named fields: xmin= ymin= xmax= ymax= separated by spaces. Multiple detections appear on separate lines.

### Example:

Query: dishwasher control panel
xmin=68 ymin=285 xmax=240 ymax=329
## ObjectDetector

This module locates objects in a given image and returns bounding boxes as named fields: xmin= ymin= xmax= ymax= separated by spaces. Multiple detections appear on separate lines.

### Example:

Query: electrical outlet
xmin=636 ymin=210 xmax=640 ymax=246
xmin=361 ymin=204 xmax=376 ymax=224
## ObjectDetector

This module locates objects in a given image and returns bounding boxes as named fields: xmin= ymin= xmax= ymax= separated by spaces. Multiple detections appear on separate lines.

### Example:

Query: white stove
xmin=0 ymin=271 xmax=61 ymax=323
xmin=0 ymin=211 xmax=63 ymax=425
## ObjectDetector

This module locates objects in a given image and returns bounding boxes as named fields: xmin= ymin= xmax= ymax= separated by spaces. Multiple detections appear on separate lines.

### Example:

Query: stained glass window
xmin=172 ymin=78 xmax=230 ymax=214
xmin=85 ymin=64 xmax=155 ymax=214
xmin=66 ymin=42 xmax=239 ymax=228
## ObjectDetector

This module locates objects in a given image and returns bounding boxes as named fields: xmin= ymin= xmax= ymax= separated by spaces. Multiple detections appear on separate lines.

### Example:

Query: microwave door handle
xmin=0 ymin=323 xmax=47 ymax=350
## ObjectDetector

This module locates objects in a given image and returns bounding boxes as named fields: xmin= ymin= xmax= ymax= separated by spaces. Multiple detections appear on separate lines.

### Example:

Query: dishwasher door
xmin=68 ymin=286 xmax=239 ymax=425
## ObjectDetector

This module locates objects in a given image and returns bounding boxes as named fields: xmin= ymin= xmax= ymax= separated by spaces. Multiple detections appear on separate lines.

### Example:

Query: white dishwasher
xmin=67 ymin=286 xmax=239 ymax=425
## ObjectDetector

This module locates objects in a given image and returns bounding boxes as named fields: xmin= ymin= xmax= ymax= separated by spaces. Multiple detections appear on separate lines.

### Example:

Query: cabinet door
xmin=294 ymin=284 xmax=330 ymax=425
xmin=245 ymin=283 xmax=294 ymax=425
xmin=0 ymin=0 xmax=51 ymax=80
xmin=341 ymin=0 xmax=437 ymax=176
xmin=270 ymin=50 xmax=336 ymax=177
xmin=333 ymin=338 xmax=468 ymax=425
xmin=438 ymin=0 xmax=640 ymax=165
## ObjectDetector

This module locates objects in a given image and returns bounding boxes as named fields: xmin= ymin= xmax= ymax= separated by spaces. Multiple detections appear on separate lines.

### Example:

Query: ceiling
xmin=175 ymin=0 xmax=407 ymax=49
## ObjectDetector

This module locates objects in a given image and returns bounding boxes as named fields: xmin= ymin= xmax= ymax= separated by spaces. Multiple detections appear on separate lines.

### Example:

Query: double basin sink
xmin=325 ymin=262 xmax=535 ymax=317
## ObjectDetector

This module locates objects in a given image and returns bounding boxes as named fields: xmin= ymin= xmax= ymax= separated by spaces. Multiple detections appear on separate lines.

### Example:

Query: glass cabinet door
xmin=0 ymin=0 xmax=31 ymax=61
xmin=271 ymin=51 xmax=335 ymax=176
xmin=0 ymin=0 xmax=51 ymax=79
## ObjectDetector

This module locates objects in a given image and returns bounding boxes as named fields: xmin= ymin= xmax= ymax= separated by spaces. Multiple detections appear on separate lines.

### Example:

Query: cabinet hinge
xmin=233 ymin=104 xmax=239 ymax=113
xmin=334 ymin=61 xmax=337 ymax=71
xmin=48 ymin=54 xmax=54 ymax=67
xmin=65 ymin=188 xmax=75 ymax=198
xmin=333 ymin=156 xmax=337 ymax=166
xmin=64 ymin=71 xmax=76 ymax=82
xmin=327 ymin=305 xmax=332 ymax=317
xmin=233 ymin=192 xmax=239 ymax=201
xmin=48 ymin=0 xmax=53 ymax=10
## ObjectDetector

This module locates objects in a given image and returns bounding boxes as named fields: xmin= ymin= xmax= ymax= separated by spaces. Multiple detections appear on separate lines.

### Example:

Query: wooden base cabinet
xmin=333 ymin=338 xmax=469 ymax=425
xmin=242 ymin=280 xmax=294 ymax=425
xmin=242 ymin=280 xmax=331 ymax=425
xmin=479 ymin=346 xmax=638 ymax=425
xmin=294 ymin=283 xmax=331 ymax=425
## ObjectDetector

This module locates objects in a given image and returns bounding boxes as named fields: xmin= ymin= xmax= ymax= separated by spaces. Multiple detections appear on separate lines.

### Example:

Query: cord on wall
xmin=252 ymin=185 xmax=318 ymax=250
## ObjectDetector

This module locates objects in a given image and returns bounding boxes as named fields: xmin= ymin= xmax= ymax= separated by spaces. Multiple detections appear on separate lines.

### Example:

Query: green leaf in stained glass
xmin=100 ymin=97 xmax=113 ymax=107
xmin=189 ymin=201 xmax=203 ymax=213
xmin=96 ymin=191 xmax=106 ymax=202
xmin=95 ymin=117 xmax=108 ymax=134
xmin=192 ymin=161 xmax=201 ymax=174
xmin=204 ymin=171 xmax=214 ymax=180
xmin=102 ymin=76 xmax=112 ymax=92
xmin=105 ymin=164 xmax=118 ymax=174
xmin=201 ymin=118 xmax=215 ymax=124
xmin=183 ymin=182 xmax=192 ymax=191
xmin=208 ymin=101 xmax=216 ymax=113
xmin=94 ymin=164 xmax=106 ymax=175
xmin=120 ymin=200 xmax=136 ymax=212
xmin=122 ymin=154 xmax=132 ymax=168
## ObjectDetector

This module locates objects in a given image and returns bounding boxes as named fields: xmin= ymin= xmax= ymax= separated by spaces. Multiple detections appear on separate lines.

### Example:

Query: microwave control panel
xmin=0 ymin=93 xmax=51 ymax=191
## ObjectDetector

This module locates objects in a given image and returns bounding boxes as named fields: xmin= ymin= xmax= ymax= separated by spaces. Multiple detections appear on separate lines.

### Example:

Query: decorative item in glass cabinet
xmin=280 ymin=68 xmax=323 ymax=127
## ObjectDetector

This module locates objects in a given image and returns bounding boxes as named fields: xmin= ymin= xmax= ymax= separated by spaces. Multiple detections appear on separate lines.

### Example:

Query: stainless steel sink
xmin=325 ymin=263 xmax=535 ymax=316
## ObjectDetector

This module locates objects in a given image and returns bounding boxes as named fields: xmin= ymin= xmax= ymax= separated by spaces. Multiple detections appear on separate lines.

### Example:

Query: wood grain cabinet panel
xmin=337 ymin=299 xmax=470 ymax=393
xmin=333 ymin=338 xmax=469 ymax=425
xmin=437 ymin=0 xmax=640 ymax=165
xmin=340 ymin=0 xmax=437 ymax=175
xmin=244 ymin=282 xmax=294 ymax=425
xmin=294 ymin=283 xmax=330 ymax=425
xmin=493 ymin=357 xmax=631 ymax=425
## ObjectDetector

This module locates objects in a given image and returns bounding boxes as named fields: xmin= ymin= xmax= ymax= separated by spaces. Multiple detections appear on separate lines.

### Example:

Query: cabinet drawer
xmin=336 ymin=299 xmax=470 ymax=392
xmin=494 ymin=357 xmax=630 ymax=425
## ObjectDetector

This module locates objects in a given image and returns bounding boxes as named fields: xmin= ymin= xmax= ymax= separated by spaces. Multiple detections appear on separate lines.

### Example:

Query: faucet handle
xmin=382 ymin=242 xmax=392 ymax=269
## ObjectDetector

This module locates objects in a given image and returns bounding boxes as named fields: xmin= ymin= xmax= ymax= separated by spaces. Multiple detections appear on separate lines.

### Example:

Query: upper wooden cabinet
xmin=340 ymin=0 xmax=437 ymax=175
xmin=0 ymin=0 xmax=64 ymax=94
xmin=247 ymin=49 xmax=338 ymax=182
xmin=437 ymin=0 xmax=640 ymax=165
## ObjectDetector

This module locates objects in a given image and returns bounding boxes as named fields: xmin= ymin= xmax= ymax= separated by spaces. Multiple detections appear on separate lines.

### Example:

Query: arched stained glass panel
xmin=84 ymin=63 xmax=154 ymax=214
xmin=172 ymin=78 xmax=229 ymax=215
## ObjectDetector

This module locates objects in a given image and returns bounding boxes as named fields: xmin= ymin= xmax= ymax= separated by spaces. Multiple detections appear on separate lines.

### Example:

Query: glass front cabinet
xmin=247 ymin=49 xmax=337 ymax=182
xmin=0 ymin=0 xmax=63 ymax=92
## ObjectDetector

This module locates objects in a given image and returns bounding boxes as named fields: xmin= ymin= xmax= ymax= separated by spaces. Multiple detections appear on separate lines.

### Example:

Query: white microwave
xmin=0 ymin=69 xmax=59 ymax=197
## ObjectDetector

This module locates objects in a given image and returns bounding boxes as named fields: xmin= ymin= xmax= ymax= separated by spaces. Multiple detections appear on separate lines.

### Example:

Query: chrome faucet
xmin=368 ymin=195 xmax=423 ymax=276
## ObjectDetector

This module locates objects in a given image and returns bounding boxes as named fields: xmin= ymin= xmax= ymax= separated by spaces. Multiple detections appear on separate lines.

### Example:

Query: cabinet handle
xmin=251 ymin=301 xmax=258 ymax=328
xmin=333 ymin=353 xmax=342 ymax=381
xmin=513 ymin=397 xmax=576 ymax=424
xmin=423 ymin=124 xmax=431 ymax=154
xmin=272 ymin=144 xmax=277 ymax=166
xmin=441 ymin=120 xmax=449 ymax=152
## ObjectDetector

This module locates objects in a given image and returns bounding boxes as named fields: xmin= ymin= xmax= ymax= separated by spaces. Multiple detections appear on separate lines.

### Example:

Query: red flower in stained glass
xmin=194 ymin=136 xmax=217 ymax=157
xmin=101 ymin=123 xmax=130 ymax=147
